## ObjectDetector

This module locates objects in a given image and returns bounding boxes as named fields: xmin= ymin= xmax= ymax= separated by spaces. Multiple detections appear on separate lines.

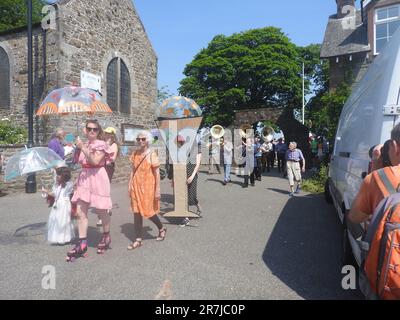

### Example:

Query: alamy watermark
xmin=41 ymin=5 xmax=57 ymax=31
xmin=341 ymin=265 xmax=357 ymax=290
xmin=41 ymin=265 xmax=56 ymax=290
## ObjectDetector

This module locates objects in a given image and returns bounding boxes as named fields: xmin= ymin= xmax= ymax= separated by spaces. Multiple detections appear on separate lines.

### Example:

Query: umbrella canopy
xmin=157 ymin=96 xmax=202 ymax=119
xmin=36 ymin=86 xmax=112 ymax=116
xmin=4 ymin=147 xmax=64 ymax=181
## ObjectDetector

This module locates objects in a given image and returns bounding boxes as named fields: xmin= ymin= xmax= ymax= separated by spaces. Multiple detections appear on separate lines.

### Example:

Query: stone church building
xmin=0 ymin=0 xmax=157 ymax=143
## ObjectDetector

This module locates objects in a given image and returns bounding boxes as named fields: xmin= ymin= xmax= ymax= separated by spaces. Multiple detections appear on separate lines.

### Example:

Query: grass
xmin=302 ymin=165 xmax=328 ymax=194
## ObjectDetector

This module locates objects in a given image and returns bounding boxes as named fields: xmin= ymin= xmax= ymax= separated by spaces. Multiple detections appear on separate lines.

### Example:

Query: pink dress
xmin=71 ymin=140 xmax=112 ymax=210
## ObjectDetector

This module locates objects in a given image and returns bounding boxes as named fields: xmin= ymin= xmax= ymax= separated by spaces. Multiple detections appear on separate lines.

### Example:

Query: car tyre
xmin=324 ymin=179 xmax=333 ymax=204
xmin=342 ymin=225 xmax=357 ymax=267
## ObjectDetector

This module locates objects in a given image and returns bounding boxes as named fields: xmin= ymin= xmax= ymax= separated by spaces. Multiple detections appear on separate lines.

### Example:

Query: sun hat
xmin=104 ymin=127 xmax=117 ymax=134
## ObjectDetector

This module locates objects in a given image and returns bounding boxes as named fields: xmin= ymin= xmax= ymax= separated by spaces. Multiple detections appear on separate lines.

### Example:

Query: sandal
xmin=156 ymin=228 xmax=167 ymax=241
xmin=127 ymin=239 xmax=142 ymax=250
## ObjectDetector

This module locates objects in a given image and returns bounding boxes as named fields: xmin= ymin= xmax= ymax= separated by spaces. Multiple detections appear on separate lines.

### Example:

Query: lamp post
xmin=25 ymin=0 xmax=37 ymax=193
xmin=302 ymin=62 xmax=305 ymax=125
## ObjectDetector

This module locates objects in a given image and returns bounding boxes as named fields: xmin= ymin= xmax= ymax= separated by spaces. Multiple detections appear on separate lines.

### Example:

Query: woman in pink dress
xmin=67 ymin=120 xmax=113 ymax=261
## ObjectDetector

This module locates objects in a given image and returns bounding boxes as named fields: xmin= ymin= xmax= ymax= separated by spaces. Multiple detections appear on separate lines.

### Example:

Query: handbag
xmin=46 ymin=195 xmax=55 ymax=208
xmin=159 ymin=167 xmax=167 ymax=180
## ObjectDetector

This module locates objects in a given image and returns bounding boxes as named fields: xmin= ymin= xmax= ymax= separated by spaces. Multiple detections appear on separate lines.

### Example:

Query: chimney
xmin=336 ymin=0 xmax=356 ymax=19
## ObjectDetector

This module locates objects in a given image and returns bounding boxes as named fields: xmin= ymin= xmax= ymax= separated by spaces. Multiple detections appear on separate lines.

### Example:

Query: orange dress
xmin=129 ymin=150 xmax=160 ymax=218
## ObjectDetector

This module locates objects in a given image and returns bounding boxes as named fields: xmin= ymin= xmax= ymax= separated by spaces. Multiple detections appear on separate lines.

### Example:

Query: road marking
xmin=154 ymin=279 xmax=173 ymax=300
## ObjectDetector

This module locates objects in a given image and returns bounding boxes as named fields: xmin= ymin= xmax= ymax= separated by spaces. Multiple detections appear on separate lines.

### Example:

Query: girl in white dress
xmin=42 ymin=167 xmax=75 ymax=245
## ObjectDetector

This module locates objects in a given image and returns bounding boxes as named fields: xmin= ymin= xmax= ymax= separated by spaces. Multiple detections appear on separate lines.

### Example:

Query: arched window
xmin=120 ymin=60 xmax=131 ymax=114
xmin=106 ymin=58 xmax=131 ymax=114
xmin=106 ymin=58 xmax=118 ymax=112
xmin=0 ymin=47 xmax=10 ymax=109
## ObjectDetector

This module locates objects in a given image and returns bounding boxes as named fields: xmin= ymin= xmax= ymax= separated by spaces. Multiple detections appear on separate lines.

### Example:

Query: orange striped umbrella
xmin=36 ymin=86 xmax=112 ymax=116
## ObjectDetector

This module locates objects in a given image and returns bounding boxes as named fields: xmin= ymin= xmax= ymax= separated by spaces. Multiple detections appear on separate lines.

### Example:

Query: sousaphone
xmin=262 ymin=126 xmax=275 ymax=142
xmin=239 ymin=124 xmax=253 ymax=138
xmin=210 ymin=125 xmax=225 ymax=139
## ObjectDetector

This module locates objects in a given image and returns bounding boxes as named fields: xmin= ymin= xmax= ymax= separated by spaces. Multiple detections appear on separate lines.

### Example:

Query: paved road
xmin=0 ymin=170 xmax=363 ymax=300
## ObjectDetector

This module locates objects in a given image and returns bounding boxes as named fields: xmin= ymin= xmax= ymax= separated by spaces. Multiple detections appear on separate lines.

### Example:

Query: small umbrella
xmin=4 ymin=147 xmax=64 ymax=181
xmin=36 ymin=86 xmax=112 ymax=133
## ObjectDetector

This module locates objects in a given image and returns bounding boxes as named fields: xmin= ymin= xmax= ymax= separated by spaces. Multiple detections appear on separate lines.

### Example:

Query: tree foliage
xmin=0 ymin=0 xmax=46 ymax=33
xmin=179 ymin=27 xmax=308 ymax=126
xmin=157 ymin=85 xmax=174 ymax=105
xmin=307 ymin=83 xmax=351 ymax=143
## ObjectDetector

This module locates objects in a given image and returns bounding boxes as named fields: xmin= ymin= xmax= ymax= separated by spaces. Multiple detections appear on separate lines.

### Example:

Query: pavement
xmin=0 ymin=169 xmax=363 ymax=300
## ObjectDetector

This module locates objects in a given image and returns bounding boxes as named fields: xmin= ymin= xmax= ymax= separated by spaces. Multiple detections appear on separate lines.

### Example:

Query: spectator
xmin=221 ymin=136 xmax=233 ymax=185
xmin=48 ymin=128 xmax=67 ymax=160
xmin=286 ymin=141 xmax=305 ymax=197
xmin=349 ymin=124 xmax=400 ymax=224
xmin=276 ymin=138 xmax=288 ymax=175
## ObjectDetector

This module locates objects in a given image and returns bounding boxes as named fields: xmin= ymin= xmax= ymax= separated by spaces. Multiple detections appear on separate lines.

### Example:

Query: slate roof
xmin=320 ymin=10 xmax=371 ymax=58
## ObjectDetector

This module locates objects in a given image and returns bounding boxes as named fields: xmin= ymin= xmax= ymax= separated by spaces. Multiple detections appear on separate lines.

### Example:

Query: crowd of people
xmin=41 ymin=120 xmax=314 ymax=261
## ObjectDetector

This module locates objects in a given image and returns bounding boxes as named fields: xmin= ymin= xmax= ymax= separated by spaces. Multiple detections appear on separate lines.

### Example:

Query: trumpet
xmin=239 ymin=124 xmax=253 ymax=138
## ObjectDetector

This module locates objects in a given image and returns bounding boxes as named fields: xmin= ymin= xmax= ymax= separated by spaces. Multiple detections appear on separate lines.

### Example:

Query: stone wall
xmin=0 ymin=0 xmax=157 ymax=145
xmin=0 ymin=27 xmax=55 ymax=137
xmin=56 ymin=0 xmax=158 ymax=130
xmin=328 ymin=52 xmax=371 ymax=92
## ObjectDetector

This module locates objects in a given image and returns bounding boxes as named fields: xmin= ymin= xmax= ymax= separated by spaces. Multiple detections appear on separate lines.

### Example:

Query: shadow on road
xmin=267 ymin=188 xmax=290 ymax=195
xmin=14 ymin=222 xmax=47 ymax=237
xmin=262 ymin=193 xmax=363 ymax=300
xmin=120 ymin=223 xmax=158 ymax=242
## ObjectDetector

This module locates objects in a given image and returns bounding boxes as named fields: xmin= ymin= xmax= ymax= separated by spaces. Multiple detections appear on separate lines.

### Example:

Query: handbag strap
xmin=132 ymin=150 xmax=152 ymax=178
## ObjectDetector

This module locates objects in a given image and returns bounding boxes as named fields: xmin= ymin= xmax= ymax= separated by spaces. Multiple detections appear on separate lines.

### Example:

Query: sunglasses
xmin=86 ymin=127 xmax=99 ymax=133
xmin=136 ymin=137 xmax=147 ymax=142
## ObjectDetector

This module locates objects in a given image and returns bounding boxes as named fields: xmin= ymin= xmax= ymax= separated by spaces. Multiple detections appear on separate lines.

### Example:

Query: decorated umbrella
xmin=4 ymin=147 xmax=63 ymax=181
xmin=157 ymin=96 xmax=202 ymax=119
xmin=36 ymin=86 xmax=112 ymax=133
xmin=155 ymin=96 xmax=203 ymax=218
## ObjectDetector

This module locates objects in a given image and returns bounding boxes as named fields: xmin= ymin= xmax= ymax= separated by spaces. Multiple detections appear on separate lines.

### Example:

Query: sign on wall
xmin=80 ymin=71 xmax=101 ymax=92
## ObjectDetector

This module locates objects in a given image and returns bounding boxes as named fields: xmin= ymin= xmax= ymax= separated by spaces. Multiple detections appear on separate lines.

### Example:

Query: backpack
xmin=360 ymin=167 xmax=400 ymax=300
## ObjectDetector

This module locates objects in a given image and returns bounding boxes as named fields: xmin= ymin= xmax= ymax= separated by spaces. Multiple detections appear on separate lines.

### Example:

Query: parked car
xmin=326 ymin=28 xmax=400 ymax=267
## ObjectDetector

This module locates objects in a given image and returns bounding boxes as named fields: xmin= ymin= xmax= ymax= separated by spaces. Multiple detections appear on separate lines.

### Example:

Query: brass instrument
xmin=239 ymin=124 xmax=253 ymax=138
xmin=262 ymin=126 xmax=275 ymax=142
xmin=210 ymin=125 xmax=225 ymax=140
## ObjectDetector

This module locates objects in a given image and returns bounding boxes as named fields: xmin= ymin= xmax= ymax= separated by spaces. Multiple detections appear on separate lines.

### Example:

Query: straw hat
xmin=104 ymin=127 xmax=117 ymax=134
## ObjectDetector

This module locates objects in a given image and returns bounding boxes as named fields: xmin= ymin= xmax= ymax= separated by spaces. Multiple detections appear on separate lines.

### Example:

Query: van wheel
xmin=324 ymin=180 xmax=333 ymax=204
xmin=342 ymin=226 xmax=357 ymax=267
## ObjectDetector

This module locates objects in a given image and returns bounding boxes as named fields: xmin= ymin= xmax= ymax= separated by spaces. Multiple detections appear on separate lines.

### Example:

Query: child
xmin=42 ymin=166 xmax=75 ymax=245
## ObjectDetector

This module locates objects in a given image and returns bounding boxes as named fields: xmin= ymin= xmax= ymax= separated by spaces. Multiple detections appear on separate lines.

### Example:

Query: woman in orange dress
xmin=127 ymin=130 xmax=166 ymax=250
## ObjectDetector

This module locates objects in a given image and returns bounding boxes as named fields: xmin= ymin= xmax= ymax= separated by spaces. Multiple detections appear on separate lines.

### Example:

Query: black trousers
xmin=134 ymin=212 xmax=163 ymax=239
xmin=254 ymin=157 xmax=262 ymax=180
xmin=244 ymin=171 xmax=255 ymax=186
xmin=267 ymin=152 xmax=275 ymax=171
xmin=277 ymin=153 xmax=286 ymax=172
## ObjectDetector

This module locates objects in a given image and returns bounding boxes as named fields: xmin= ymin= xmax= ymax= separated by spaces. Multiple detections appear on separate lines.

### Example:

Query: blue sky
xmin=134 ymin=0 xmax=346 ymax=95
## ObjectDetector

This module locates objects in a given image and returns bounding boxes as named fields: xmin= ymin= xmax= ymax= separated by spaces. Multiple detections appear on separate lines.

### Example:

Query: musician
xmin=220 ymin=137 xmax=233 ymax=185
xmin=207 ymin=136 xmax=221 ymax=175
xmin=261 ymin=139 xmax=275 ymax=173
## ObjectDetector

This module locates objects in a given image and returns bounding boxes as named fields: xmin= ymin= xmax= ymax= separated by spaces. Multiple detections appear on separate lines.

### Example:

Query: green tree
xmin=307 ymin=83 xmax=351 ymax=143
xmin=179 ymin=27 xmax=305 ymax=126
xmin=157 ymin=85 xmax=174 ymax=105
xmin=0 ymin=0 xmax=47 ymax=33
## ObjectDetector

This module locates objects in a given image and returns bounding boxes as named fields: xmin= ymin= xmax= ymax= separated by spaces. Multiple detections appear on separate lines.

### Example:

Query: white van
xmin=326 ymin=28 xmax=400 ymax=267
